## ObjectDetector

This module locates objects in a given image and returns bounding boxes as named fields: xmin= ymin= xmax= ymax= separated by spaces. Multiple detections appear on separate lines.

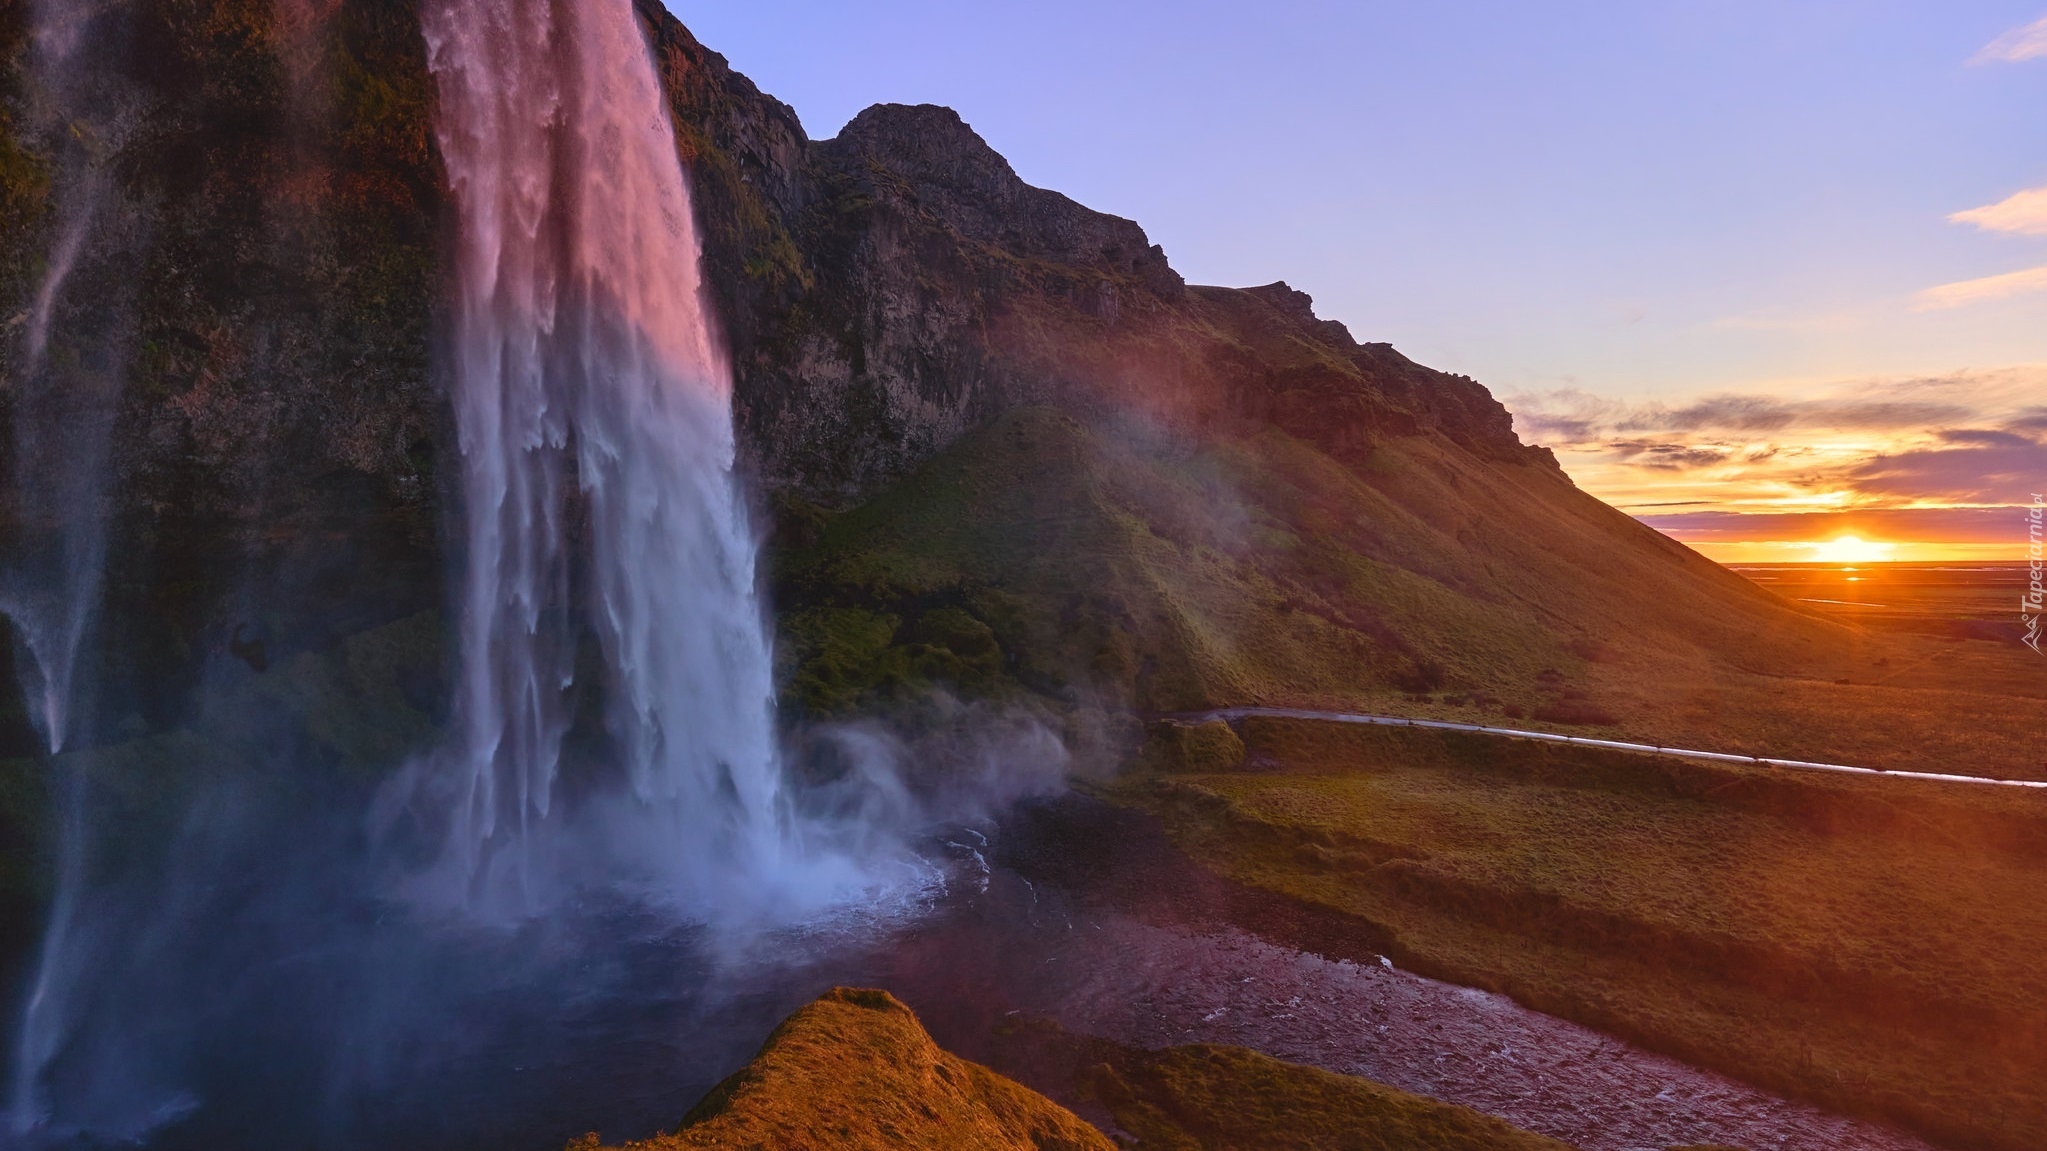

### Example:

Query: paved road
xmin=1180 ymin=707 xmax=2047 ymax=791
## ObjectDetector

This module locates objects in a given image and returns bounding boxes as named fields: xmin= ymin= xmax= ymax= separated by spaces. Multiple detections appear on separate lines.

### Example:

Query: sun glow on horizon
xmin=1526 ymin=367 xmax=2047 ymax=567
xmin=1803 ymin=535 xmax=1898 ymax=564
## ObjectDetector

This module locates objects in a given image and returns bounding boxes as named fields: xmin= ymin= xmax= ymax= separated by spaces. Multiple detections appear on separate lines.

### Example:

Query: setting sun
xmin=1805 ymin=534 xmax=1897 ymax=564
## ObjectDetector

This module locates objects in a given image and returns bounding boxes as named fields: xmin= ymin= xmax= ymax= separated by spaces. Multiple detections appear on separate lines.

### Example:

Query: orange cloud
xmin=1507 ymin=368 xmax=2047 ymax=561
xmin=1952 ymin=185 xmax=2047 ymax=236
xmin=1916 ymin=263 xmax=2047 ymax=310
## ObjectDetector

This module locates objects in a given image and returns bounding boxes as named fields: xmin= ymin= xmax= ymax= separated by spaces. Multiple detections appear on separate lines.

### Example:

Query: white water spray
xmin=413 ymin=0 xmax=892 ymax=920
xmin=5 ymin=772 xmax=84 ymax=1142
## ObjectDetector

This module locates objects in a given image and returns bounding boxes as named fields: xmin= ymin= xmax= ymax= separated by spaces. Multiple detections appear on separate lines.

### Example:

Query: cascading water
xmin=3 ymin=2 xmax=126 ymax=1138
xmin=409 ymin=0 xmax=888 ymax=920
xmin=0 ymin=0 xmax=117 ymax=758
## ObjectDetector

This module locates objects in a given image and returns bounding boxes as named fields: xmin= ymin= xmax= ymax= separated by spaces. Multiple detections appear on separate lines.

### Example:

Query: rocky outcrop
xmin=725 ymin=97 xmax=1553 ymax=500
xmin=628 ymin=0 xmax=1553 ymax=500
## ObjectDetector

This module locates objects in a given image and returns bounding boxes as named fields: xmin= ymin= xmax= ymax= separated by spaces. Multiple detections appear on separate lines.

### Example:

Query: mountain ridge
xmin=0 ymin=0 xmax=1875 ymax=761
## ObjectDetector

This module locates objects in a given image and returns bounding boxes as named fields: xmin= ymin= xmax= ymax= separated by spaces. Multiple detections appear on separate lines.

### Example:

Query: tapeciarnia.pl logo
xmin=2026 ymin=494 xmax=2044 ymax=655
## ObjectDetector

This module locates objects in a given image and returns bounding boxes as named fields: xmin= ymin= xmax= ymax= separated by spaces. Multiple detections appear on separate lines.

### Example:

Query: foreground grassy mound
xmin=578 ymin=987 xmax=1577 ymax=1151
xmin=1113 ymin=716 xmax=2047 ymax=1151
xmin=578 ymin=988 xmax=1113 ymax=1151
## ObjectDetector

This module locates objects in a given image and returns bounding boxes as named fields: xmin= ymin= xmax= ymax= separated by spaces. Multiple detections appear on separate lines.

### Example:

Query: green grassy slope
xmin=775 ymin=404 xmax=2047 ymax=777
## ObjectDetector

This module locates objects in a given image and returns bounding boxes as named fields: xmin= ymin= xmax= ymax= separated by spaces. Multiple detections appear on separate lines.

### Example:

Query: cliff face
xmin=633 ymin=0 xmax=1553 ymax=501
xmin=739 ymin=101 xmax=1553 ymax=500
xmin=0 ymin=0 xmax=443 ymax=743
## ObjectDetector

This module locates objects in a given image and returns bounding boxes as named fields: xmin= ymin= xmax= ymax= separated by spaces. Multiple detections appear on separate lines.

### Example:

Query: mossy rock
xmin=1140 ymin=719 xmax=1245 ymax=774
xmin=906 ymin=607 xmax=1004 ymax=677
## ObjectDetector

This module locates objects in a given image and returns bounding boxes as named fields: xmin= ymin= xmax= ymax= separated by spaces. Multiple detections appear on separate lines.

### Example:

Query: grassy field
xmin=1082 ymin=1042 xmax=1575 ymax=1151
xmin=995 ymin=1022 xmax=1578 ymax=1151
xmin=1109 ymin=716 xmax=2047 ymax=1151
xmin=1570 ymin=609 xmax=2047 ymax=781
xmin=1388 ymin=627 xmax=2047 ymax=782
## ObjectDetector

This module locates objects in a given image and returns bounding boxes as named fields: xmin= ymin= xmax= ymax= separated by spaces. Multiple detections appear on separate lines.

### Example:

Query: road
xmin=1178 ymin=707 xmax=2047 ymax=790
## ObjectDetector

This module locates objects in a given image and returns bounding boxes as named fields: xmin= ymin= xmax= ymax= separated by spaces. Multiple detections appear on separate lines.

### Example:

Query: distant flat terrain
xmin=1734 ymin=563 xmax=2032 ymax=636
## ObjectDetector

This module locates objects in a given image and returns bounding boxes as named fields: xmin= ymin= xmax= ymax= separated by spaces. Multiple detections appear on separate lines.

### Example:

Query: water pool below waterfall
xmin=29 ymin=795 xmax=1937 ymax=1151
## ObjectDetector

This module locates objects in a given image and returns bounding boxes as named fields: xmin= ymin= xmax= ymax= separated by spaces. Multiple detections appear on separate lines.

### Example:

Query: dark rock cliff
xmin=0 ymin=0 xmax=443 ymax=741
xmin=0 ymin=0 xmax=1554 ymax=734
xmin=637 ymin=0 xmax=1555 ymax=500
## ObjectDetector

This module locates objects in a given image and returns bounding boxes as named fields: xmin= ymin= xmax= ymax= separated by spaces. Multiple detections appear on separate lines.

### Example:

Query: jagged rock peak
xmin=1242 ymin=280 xmax=1358 ymax=345
xmin=1242 ymin=280 xmax=1319 ymax=320
xmin=827 ymin=104 xmax=1020 ymax=200
xmin=819 ymin=103 xmax=1185 ymax=297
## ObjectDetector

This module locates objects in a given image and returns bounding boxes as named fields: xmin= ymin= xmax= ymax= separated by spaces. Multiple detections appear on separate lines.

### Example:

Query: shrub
xmin=1140 ymin=719 xmax=1246 ymax=774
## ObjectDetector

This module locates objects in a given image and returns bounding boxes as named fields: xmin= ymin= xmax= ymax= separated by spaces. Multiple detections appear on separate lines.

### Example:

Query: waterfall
xmin=1 ymin=1 xmax=118 ymax=757
xmin=0 ymin=2 xmax=927 ymax=1140
xmin=412 ymin=0 xmax=880 ymax=920
xmin=3 ymin=2 xmax=125 ymax=1138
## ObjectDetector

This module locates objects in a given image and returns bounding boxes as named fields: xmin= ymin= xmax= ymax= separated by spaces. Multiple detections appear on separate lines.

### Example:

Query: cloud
xmin=1603 ymin=439 xmax=1731 ymax=470
xmin=1938 ymin=427 xmax=2039 ymax=448
xmin=1971 ymin=15 xmax=2047 ymax=64
xmin=1507 ymin=387 xmax=1976 ymax=445
xmin=1505 ymin=368 xmax=2047 ymax=523
xmin=1847 ymin=433 xmax=2047 ymax=504
xmin=1506 ymin=389 xmax=1625 ymax=443
xmin=1916 ymin=263 xmax=2047 ymax=310
xmin=1638 ymin=506 xmax=2034 ymax=546
xmin=1952 ymin=185 xmax=2047 ymax=236
xmin=1656 ymin=396 xmax=1973 ymax=433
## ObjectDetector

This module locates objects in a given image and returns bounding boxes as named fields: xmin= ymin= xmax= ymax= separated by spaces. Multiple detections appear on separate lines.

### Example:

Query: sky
xmin=676 ymin=1 xmax=2047 ymax=562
